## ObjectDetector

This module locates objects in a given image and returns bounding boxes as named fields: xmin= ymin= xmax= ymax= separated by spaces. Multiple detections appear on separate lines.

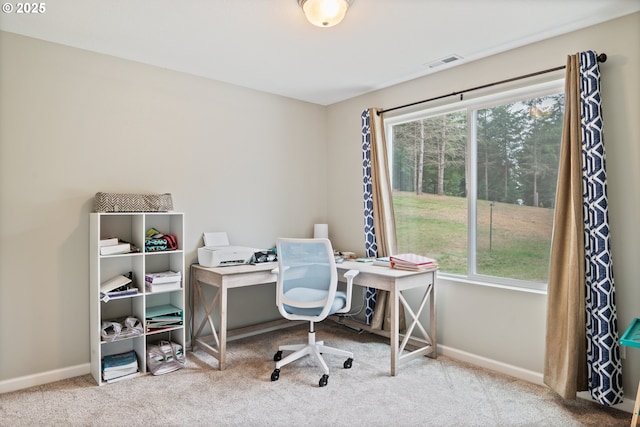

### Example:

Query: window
xmin=385 ymin=80 xmax=564 ymax=291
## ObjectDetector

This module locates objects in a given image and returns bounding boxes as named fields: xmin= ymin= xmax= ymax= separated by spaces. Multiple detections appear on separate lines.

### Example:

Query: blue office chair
xmin=270 ymin=237 xmax=359 ymax=387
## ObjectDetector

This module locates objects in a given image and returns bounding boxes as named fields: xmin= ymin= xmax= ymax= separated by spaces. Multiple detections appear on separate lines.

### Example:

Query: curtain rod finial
xmin=597 ymin=53 xmax=607 ymax=63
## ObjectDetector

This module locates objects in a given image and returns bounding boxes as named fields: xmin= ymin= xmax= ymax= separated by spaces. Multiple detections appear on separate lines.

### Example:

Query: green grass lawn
xmin=393 ymin=192 xmax=553 ymax=283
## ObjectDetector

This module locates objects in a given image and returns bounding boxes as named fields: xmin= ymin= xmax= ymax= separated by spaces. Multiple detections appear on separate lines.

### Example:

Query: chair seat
xmin=283 ymin=288 xmax=347 ymax=316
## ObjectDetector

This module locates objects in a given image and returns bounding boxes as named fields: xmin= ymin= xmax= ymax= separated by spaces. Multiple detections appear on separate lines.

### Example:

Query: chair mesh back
xmin=278 ymin=240 xmax=333 ymax=294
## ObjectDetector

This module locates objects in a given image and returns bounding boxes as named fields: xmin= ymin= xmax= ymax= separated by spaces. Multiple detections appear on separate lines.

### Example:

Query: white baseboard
xmin=438 ymin=344 xmax=545 ymax=385
xmin=577 ymin=391 xmax=637 ymax=415
xmin=439 ymin=345 xmax=635 ymax=414
xmin=0 ymin=363 xmax=90 ymax=395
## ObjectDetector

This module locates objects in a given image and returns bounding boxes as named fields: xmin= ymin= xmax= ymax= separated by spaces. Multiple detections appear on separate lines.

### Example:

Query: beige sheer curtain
xmin=543 ymin=54 xmax=588 ymax=399
xmin=367 ymin=108 xmax=406 ymax=331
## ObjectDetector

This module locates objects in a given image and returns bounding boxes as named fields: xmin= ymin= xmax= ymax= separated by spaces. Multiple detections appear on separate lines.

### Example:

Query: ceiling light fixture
xmin=298 ymin=0 xmax=352 ymax=28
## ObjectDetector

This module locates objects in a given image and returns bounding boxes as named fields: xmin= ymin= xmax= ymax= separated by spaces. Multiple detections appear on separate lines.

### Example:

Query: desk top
xmin=192 ymin=261 xmax=437 ymax=277
xmin=338 ymin=260 xmax=438 ymax=277
xmin=192 ymin=260 xmax=436 ymax=291
xmin=192 ymin=262 xmax=277 ymax=275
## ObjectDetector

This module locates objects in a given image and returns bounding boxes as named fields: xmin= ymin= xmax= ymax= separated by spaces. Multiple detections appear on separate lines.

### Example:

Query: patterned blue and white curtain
xmin=544 ymin=51 xmax=623 ymax=406
xmin=361 ymin=108 xmax=399 ymax=328
xmin=361 ymin=109 xmax=377 ymax=324
xmin=580 ymin=51 xmax=623 ymax=406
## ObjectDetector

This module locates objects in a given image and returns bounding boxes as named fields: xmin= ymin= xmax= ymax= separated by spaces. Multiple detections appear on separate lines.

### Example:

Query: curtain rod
xmin=377 ymin=53 xmax=607 ymax=116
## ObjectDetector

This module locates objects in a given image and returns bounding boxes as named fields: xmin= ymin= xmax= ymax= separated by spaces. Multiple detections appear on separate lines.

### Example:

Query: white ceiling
xmin=1 ymin=0 xmax=638 ymax=105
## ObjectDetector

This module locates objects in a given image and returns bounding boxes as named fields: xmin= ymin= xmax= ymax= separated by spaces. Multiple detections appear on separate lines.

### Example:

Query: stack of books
xmin=145 ymin=304 xmax=183 ymax=332
xmin=145 ymin=270 xmax=182 ymax=293
xmin=102 ymin=350 xmax=139 ymax=382
xmin=389 ymin=253 xmax=438 ymax=271
xmin=99 ymin=237 xmax=131 ymax=255
xmin=100 ymin=273 xmax=138 ymax=301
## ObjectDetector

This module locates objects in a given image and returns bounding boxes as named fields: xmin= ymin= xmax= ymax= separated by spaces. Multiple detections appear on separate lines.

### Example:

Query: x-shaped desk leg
xmin=391 ymin=282 xmax=435 ymax=376
xmin=192 ymin=282 xmax=225 ymax=368
xmin=399 ymin=283 xmax=433 ymax=351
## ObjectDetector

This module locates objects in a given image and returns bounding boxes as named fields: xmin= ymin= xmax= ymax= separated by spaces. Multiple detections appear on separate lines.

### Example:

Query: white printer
xmin=197 ymin=232 xmax=258 ymax=267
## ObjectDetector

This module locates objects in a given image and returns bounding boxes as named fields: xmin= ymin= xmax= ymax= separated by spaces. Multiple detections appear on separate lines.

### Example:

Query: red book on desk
xmin=389 ymin=253 xmax=438 ymax=271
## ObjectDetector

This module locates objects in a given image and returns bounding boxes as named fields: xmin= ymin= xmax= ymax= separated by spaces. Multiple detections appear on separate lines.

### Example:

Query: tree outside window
xmin=387 ymin=84 xmax=564 ymax=289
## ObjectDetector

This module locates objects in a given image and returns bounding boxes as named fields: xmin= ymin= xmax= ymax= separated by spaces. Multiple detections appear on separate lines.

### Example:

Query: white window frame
xmin=384 ymin=79 xmax=564 ymax=293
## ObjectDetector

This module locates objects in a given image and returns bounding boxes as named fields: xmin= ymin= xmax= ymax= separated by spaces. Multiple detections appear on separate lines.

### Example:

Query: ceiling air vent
xmin=425 ymin=54 xmax=463 ymax=69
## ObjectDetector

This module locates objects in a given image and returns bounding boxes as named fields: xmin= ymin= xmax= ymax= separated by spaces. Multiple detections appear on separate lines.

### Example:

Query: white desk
xmin=190 ymin=261 xmax=437 ymax=376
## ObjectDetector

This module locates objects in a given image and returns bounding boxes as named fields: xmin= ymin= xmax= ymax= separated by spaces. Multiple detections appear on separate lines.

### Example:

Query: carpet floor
xmin=0 ymin=321 xmax=631 ymax=426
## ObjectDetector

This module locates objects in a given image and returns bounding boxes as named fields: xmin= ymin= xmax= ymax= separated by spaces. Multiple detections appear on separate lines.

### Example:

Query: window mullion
xmin=467 ymin=109 xmax=478 ymax=276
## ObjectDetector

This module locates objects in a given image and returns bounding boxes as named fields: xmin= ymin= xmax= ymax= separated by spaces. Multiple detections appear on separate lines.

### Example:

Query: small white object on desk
xmin=313 ymin=224 xmax=328 ymax=239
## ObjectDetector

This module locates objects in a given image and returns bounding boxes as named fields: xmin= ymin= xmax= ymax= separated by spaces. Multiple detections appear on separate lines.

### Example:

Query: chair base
xmin=271 ymin=322 xmax=353 ymax=386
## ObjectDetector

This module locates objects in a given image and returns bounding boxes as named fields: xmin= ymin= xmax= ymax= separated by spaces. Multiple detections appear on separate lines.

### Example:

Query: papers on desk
xmin=390 ymin=253 xmax=438 ymax=271
xmin=373 ymin=257 xmax=391 ymax=267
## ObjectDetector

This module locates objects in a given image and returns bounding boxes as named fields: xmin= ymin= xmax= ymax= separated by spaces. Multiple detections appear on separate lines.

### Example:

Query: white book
xmin=146 ymin=281 xmax=181 ymax=293
xmin=101 ymin=275 xmax=133 ymax=293
xmin=104 ymin=371 xmax=140 ymax=383
xmin=100 ymin=243 xmax=130 ymax=255
xmin=145 ymin=270 xmax=181 ymax=284
xmin=103 ymin=366 xmax=138 ymax=381
xmin=99 ymin=237 xmax=119 ymax=247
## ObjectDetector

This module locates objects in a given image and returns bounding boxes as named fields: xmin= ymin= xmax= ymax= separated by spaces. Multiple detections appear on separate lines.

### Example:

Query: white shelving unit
xmin=90 ymin=212 xmax=185 ymax=385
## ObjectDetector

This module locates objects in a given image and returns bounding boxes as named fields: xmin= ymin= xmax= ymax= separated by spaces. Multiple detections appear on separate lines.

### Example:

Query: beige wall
xmin=0 ymin=32 xmax=327 ymax=382
xmin=326 ymin=12 xmax=639 ymax=401
xmin=1 ymin=12 xmax=639 ymax=404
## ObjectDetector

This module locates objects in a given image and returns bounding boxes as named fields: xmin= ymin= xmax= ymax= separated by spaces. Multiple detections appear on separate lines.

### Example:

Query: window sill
xmin=437 ymin=273 xmax=548 ymax=295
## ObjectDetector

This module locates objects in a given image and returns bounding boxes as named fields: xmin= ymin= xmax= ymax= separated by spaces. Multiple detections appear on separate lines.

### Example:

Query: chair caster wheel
xmin=273 ymin=351 xmax=282 ymax=361
xmin=344 ymin=357 xmax=353 ymax=369
xmin=319 ymin=374 xmax=328 ymax=387
xmin=271 ymin=368 xmax=280 ymax=381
